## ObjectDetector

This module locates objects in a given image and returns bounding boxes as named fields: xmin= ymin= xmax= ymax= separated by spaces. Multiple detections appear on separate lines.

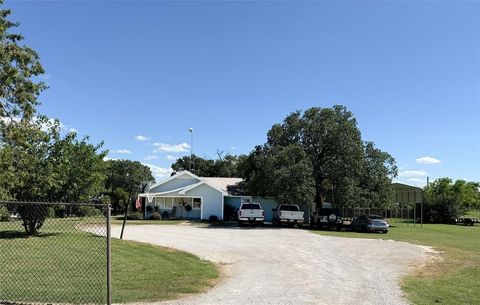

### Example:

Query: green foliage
xmin=0 ymin=2 xmax=47 ymax=121
xmin=16 ymin=203 xmax=48 ymax=235
xmin=423 ymin=178 xmax=480 ymax=223
xmin=111 ymin=187 xmax=129 ymax=214
xmin=47 ymin=207 xmax=55 ymax=218
xmin=172 ymin=153 xmax=247 ymax=177
xmin=0 ymin=117 xmax=107 ymax=202
xmin=127 ymin=212 xmax=143 ymax=220
xmin=105 ymin=159 xmax=154 ymax=193
xmin=246 ymin=105 xmax=397 ymax=209
xmin=99 ymin=195 xmax=111 ymax=205
xmin=149 ymin=212 xmax=162 ymax=220
xmin=75 ymin=205 xmax=102 ymax=217
xmin=242 ymin=145 xmax=316 ymax=207
xmin=0 ymin=205 xmax=9 ymax=221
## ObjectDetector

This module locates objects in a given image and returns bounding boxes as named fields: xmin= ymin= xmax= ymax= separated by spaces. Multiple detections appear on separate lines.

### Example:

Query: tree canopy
xmin=423 ymin=178 xmax=480 ymax=222
xmin=244 ymin=106 xmax=397 ymax=209
xmin=0 ymin=2 xmax=47 ymax=121
xmin=171 ymin=153 xmax=246 ymax=177
xmin=0 ymin=117 xmax=107 ymax=202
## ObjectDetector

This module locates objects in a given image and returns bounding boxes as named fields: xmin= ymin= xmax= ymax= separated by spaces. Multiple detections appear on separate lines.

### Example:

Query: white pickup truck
xmin=237 ymin=202 xmax=264 ymax=225
xmin=272 ymin=204 xmax=304 ymax=227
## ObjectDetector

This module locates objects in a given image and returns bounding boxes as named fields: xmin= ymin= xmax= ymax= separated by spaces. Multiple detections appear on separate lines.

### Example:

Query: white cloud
xmin=416 ymin=156 xmax=441 ymax=164
xmin=142 ymin=163 xmax=172 ymax=179
xmin=134 ymin=135 xmax=149 ymax=141
xmin=153 ymin=142 xmax=190 ymax=153
xmin=166 ymin=155 xmax=177 ymax=161
xmin=398 ymin=169 xmax=428 ymax=178
xmin=394 ymin=178 xmax=426 ymax=187
xmin=1 ymin=116 xmax=78 ymax=134
xmin=111 ymin=149 xmax=132 ymax=154
xmin=144 ymin=155 xmax=158 ymax=160
xmin=103 ymin=156 xmax=118 ymax=161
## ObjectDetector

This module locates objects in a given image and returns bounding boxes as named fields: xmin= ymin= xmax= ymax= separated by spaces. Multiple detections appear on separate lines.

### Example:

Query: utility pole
xmin=189 ymin=128 xmax=193 ymax=171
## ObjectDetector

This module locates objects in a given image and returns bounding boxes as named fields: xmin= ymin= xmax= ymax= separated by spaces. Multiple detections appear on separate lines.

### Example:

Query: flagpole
xmin=189 ymin=128 xmax=193 ymax=171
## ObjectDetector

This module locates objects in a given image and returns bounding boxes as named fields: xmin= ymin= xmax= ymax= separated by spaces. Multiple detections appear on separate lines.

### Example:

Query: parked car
xmin=237 ymin=202 xmax=264 ymax=226
xmin=272 ymin=204 xmax=304 ymax=227
xmin=310 ymin=202 xmax=343 ymax=231
xmin=351 ymin=215 xmax=389 ymax=233
xmin=456 ymin=217 xmax=475 ymax=226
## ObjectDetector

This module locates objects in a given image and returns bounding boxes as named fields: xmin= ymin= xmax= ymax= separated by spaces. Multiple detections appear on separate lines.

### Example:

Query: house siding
xmin=150 ymin=177 xmax=200 ymax=193
xmin=184 ymin=184 xmax=224 ymax=220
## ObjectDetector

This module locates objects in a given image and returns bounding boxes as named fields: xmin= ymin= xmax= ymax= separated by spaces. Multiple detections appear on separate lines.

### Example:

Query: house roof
xmin=200 ymin=177 xmax=244 ymax=193
xmin=143 ymin=170 xmax=244 ymax=197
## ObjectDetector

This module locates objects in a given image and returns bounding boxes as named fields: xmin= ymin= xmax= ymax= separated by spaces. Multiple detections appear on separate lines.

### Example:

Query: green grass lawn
xmin=0 ymin=218 xmax=218 ymax=304
xmin=310 ymin=223 xmax=480 ymax=305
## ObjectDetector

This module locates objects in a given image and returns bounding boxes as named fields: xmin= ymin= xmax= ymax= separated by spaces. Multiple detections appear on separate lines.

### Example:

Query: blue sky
xmin=5 ymin=0 xmax=480 ymax=184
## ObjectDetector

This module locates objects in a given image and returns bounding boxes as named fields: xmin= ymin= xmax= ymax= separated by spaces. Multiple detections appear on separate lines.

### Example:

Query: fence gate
xmin=0 ymin=201 xmax=111 ymax=305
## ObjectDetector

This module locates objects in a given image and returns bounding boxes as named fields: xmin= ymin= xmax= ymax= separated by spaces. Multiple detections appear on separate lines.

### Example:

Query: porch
xmin=145 ymin=196 xmax=202 ymax=220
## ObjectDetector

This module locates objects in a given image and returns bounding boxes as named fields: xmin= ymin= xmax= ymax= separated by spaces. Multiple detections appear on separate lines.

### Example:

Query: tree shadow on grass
xmin=0 ymin=230 xmax=61 ymax=239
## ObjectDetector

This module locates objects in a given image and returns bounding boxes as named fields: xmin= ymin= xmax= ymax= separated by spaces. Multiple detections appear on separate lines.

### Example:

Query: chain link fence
xmin=0 ymin=201 xmax=111 ymax=305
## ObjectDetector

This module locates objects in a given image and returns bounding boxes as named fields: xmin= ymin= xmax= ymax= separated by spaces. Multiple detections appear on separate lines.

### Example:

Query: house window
xmin=164 ymin=197 xmax=174 ymax=208
xmin=241 ymin=198 xmax=251 ymax=204
xmin=154 ymin=197 xmax=174 ymax=208
xmin=193 ymin=198 xmax=201 ymax=209
xmin=154 ymin=197 xmax=164 ymax=207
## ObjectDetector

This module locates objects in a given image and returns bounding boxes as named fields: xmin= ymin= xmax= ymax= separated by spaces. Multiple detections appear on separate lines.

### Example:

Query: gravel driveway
xmin=112 ymin=225 xmax=434 ymax=305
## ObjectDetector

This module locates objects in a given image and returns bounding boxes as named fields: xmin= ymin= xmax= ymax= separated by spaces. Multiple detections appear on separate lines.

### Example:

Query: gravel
xmin=111 ymin=225 xmax=434 ymax=305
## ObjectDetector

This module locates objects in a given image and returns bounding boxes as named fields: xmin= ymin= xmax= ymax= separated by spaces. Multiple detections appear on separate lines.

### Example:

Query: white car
xmin=237 ymin=202 xmax=264 ymax=225
xmin=272 ymin=204 xmax=304 ymax=227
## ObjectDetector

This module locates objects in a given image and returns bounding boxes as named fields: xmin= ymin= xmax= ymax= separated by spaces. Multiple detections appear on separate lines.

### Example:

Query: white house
xmin=139 ymin=170 xmax=310 ymax=221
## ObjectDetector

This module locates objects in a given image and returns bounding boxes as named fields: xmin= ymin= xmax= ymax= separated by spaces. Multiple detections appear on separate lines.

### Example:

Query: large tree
xmin=0 ymin=2 xmax=47 ymax=121
xmin=249 ymin=105 xmax=397 ymax=209
xmin=171 ymin=153 xmax=246 ymax=177
xmin=104 ymin=159 xmax=154 ymax=212
xmin=241 ymin=144 xmax=316 ymax=207
xmin=423 ymin=178 xmax=480 ymax=223
xmin=0 ymin=116 xmax=107 ymax=202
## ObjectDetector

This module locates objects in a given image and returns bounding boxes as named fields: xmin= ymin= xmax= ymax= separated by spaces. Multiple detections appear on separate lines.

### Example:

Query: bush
xmin=209 ymin=215 xmax=219 ymax=222
xmin=76 ymin=206 xmax=102 ymax=217
xmin=47 ymin=207 xmax=55 ymax=218
xmin=127 ymin=212 xmax=143 ymax=220
xmin=54 ymin=205 xmax=66 ymax=218
xmin=146 ymin=205 xmax=153 ymax=213
xmin=149 ymin=212 xmax=162 ymax=220
xmin=17 ymin=203 xmax=48 ymax=235
xmin=0 ymin=205 xmax=10 ymax=222
xmin=154 ymin=206 xmax=159 ymax=213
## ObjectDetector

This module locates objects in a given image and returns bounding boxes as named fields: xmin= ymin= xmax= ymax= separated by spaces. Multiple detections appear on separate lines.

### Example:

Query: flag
xmin=135 ymin=197 xmax=142 ymax=209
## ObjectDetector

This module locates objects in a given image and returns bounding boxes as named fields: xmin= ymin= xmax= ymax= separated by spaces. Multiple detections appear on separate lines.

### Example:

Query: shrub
xmin=17 ymin=203 xmax=48 ymax=235
xmin=209 ymin=215 xmax=219 ymax=222
xmin=154 ymin=206 xmax=159 ymax=213
xmin=47 ymin=207 xmax=55 ymax=218
xmin=146 ymin=205 xmax=153 ymax=213
xmin=127 ymin=212 xmax=143 ymax=220
xmin=76 ymin=206 xmax=102 ymax=217
xmin=0 ymin=205 xmax=10 ymax=222
xmin=184 ymin=204 xmax=192 ymax=212
xmin=149 ymin=212 xmax=162 ymax=220
xmin=54 ymin=205 xmax=66 ymax=218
